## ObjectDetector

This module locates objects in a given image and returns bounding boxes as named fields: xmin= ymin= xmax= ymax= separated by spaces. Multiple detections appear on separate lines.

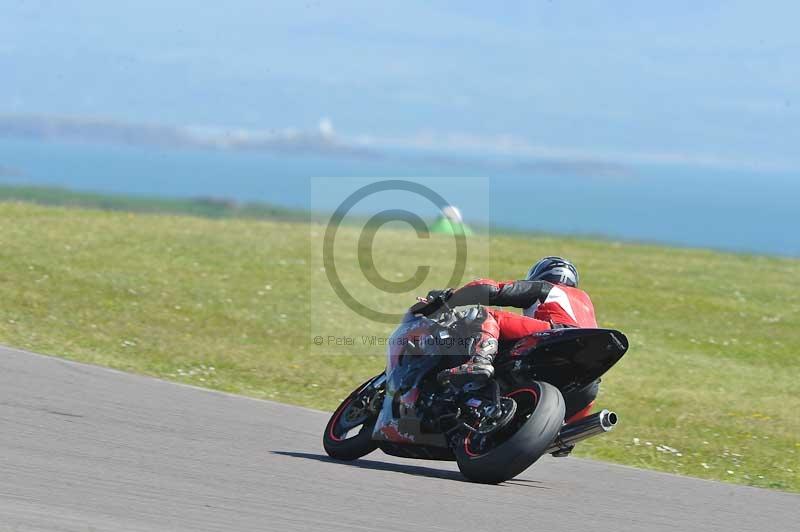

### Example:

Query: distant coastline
xmin=0 ymin=183 xmax=308 ymax=222
xmin=0 ymin=164 xmax=24 ymax=178
xmin=0 ymin=113 xmax=629 ymax=177
xmin=0 ymin=114 xmax=373 ymax=158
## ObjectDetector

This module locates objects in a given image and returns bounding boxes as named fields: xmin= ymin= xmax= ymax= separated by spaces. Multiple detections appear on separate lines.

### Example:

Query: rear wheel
xmin=455 ymin=381 xmax=565 ymax=484
xmin=323 ymin=375 xmax=384 ymax=461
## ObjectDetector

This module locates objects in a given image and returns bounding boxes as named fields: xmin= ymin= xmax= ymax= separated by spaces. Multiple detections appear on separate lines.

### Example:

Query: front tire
xmin=323 ymin=375 xmax=383 ymax=461
xmin=455 ymin=381 xmax=565 ymax=484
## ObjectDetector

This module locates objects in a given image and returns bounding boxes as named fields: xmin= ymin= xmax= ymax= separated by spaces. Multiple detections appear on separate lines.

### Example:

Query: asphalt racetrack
xmin=1 ymin=345 xmax=797 ymax=531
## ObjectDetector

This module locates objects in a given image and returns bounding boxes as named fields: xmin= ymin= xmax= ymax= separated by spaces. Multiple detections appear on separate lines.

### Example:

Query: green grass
xmin=0 ymin=201 xmax=798 ymax=492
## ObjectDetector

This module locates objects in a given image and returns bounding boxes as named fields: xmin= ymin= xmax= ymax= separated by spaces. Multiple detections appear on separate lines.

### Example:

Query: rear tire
xmin=323 ymin=375 xmax=383 ymax=461
xmin=455 ymin=381 xmax=565 ymax=484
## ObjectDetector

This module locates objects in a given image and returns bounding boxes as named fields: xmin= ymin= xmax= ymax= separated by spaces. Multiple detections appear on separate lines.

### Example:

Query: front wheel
xmin=455 ymin=381 xmax=565 ymax=484
xmin=323 ymin=374 xmax=384 ymax=461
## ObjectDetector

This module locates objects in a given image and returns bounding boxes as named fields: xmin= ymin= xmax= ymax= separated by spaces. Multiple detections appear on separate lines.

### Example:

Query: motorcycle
xmin=323 ymin=297 xmax=628 ymax=484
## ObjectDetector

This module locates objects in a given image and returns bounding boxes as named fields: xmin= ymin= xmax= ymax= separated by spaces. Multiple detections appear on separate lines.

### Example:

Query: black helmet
xmin=526 ymin=256 xmax=579 ymax=287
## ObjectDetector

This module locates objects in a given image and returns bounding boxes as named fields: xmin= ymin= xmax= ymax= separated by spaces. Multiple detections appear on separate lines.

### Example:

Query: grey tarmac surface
xmin=0 ymin=345 xmax=797 ymax=532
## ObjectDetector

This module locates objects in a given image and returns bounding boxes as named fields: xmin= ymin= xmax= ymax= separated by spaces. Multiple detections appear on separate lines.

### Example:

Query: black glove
xmin=425 ymin=288 xmax=454 ymax=305
xmin=409 ymin=288 xmax=453 ymax=316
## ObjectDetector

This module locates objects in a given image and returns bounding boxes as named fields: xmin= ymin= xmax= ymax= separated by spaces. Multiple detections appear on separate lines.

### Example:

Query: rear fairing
xmin=502 ymin=328 xmax=628 ymax=392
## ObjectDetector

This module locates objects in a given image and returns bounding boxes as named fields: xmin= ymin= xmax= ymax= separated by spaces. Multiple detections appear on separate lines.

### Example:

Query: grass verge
xmin=0 ymin=201 xmax=797 ymax=491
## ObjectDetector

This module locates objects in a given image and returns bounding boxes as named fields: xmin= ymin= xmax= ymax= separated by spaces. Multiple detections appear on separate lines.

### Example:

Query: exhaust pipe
xmin=545 ymin=409 xmax=618 ymax=455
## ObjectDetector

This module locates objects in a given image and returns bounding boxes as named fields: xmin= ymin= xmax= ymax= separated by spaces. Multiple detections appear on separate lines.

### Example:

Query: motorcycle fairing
xmin=372 ymin=314 xmax=449 ymax=447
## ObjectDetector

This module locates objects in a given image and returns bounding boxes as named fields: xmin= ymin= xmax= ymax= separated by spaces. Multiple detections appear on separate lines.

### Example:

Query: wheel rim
xmin=463 ymin=387 xmax=539 ymax=457
xmin=328 ymin=388 xmax=379 ymax=442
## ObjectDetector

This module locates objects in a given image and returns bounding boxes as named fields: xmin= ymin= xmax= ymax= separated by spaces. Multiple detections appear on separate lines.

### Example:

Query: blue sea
xmin=1 ymin=138 xmax=798 ymax=257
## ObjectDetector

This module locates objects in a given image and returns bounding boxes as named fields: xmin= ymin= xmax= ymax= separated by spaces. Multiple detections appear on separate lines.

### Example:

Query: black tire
xmin=323 ymin=375 xmax=383 ymax=461
xmin=455 ymin=381 xmax=565 ymax=484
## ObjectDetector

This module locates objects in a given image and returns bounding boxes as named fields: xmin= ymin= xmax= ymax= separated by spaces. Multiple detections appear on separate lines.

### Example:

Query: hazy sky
xmin=2 ymin=1 xmax=799 ymax=172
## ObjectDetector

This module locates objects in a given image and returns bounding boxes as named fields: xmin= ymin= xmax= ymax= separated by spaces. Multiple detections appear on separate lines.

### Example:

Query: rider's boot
xmin=439 ymin=337 xmax=499 ymax=385
xmin=438 ymin=307 xmax=500 ymax=386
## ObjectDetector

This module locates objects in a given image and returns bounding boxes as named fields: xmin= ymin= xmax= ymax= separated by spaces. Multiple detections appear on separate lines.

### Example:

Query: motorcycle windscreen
xmin=518 ymin=328 xmax=629 ymax=390
xmin=383 ymin=313 xmax=435 ymax=378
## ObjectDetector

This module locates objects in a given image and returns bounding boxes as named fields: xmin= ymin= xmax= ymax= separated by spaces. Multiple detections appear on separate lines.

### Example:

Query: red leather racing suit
xmin=446 ymin=278 xmax=598 ymax=342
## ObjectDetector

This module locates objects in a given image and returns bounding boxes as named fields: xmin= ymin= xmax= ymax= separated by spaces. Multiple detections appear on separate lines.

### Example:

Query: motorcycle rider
xmin=413 ymin=256 xmax=599 ymax=422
